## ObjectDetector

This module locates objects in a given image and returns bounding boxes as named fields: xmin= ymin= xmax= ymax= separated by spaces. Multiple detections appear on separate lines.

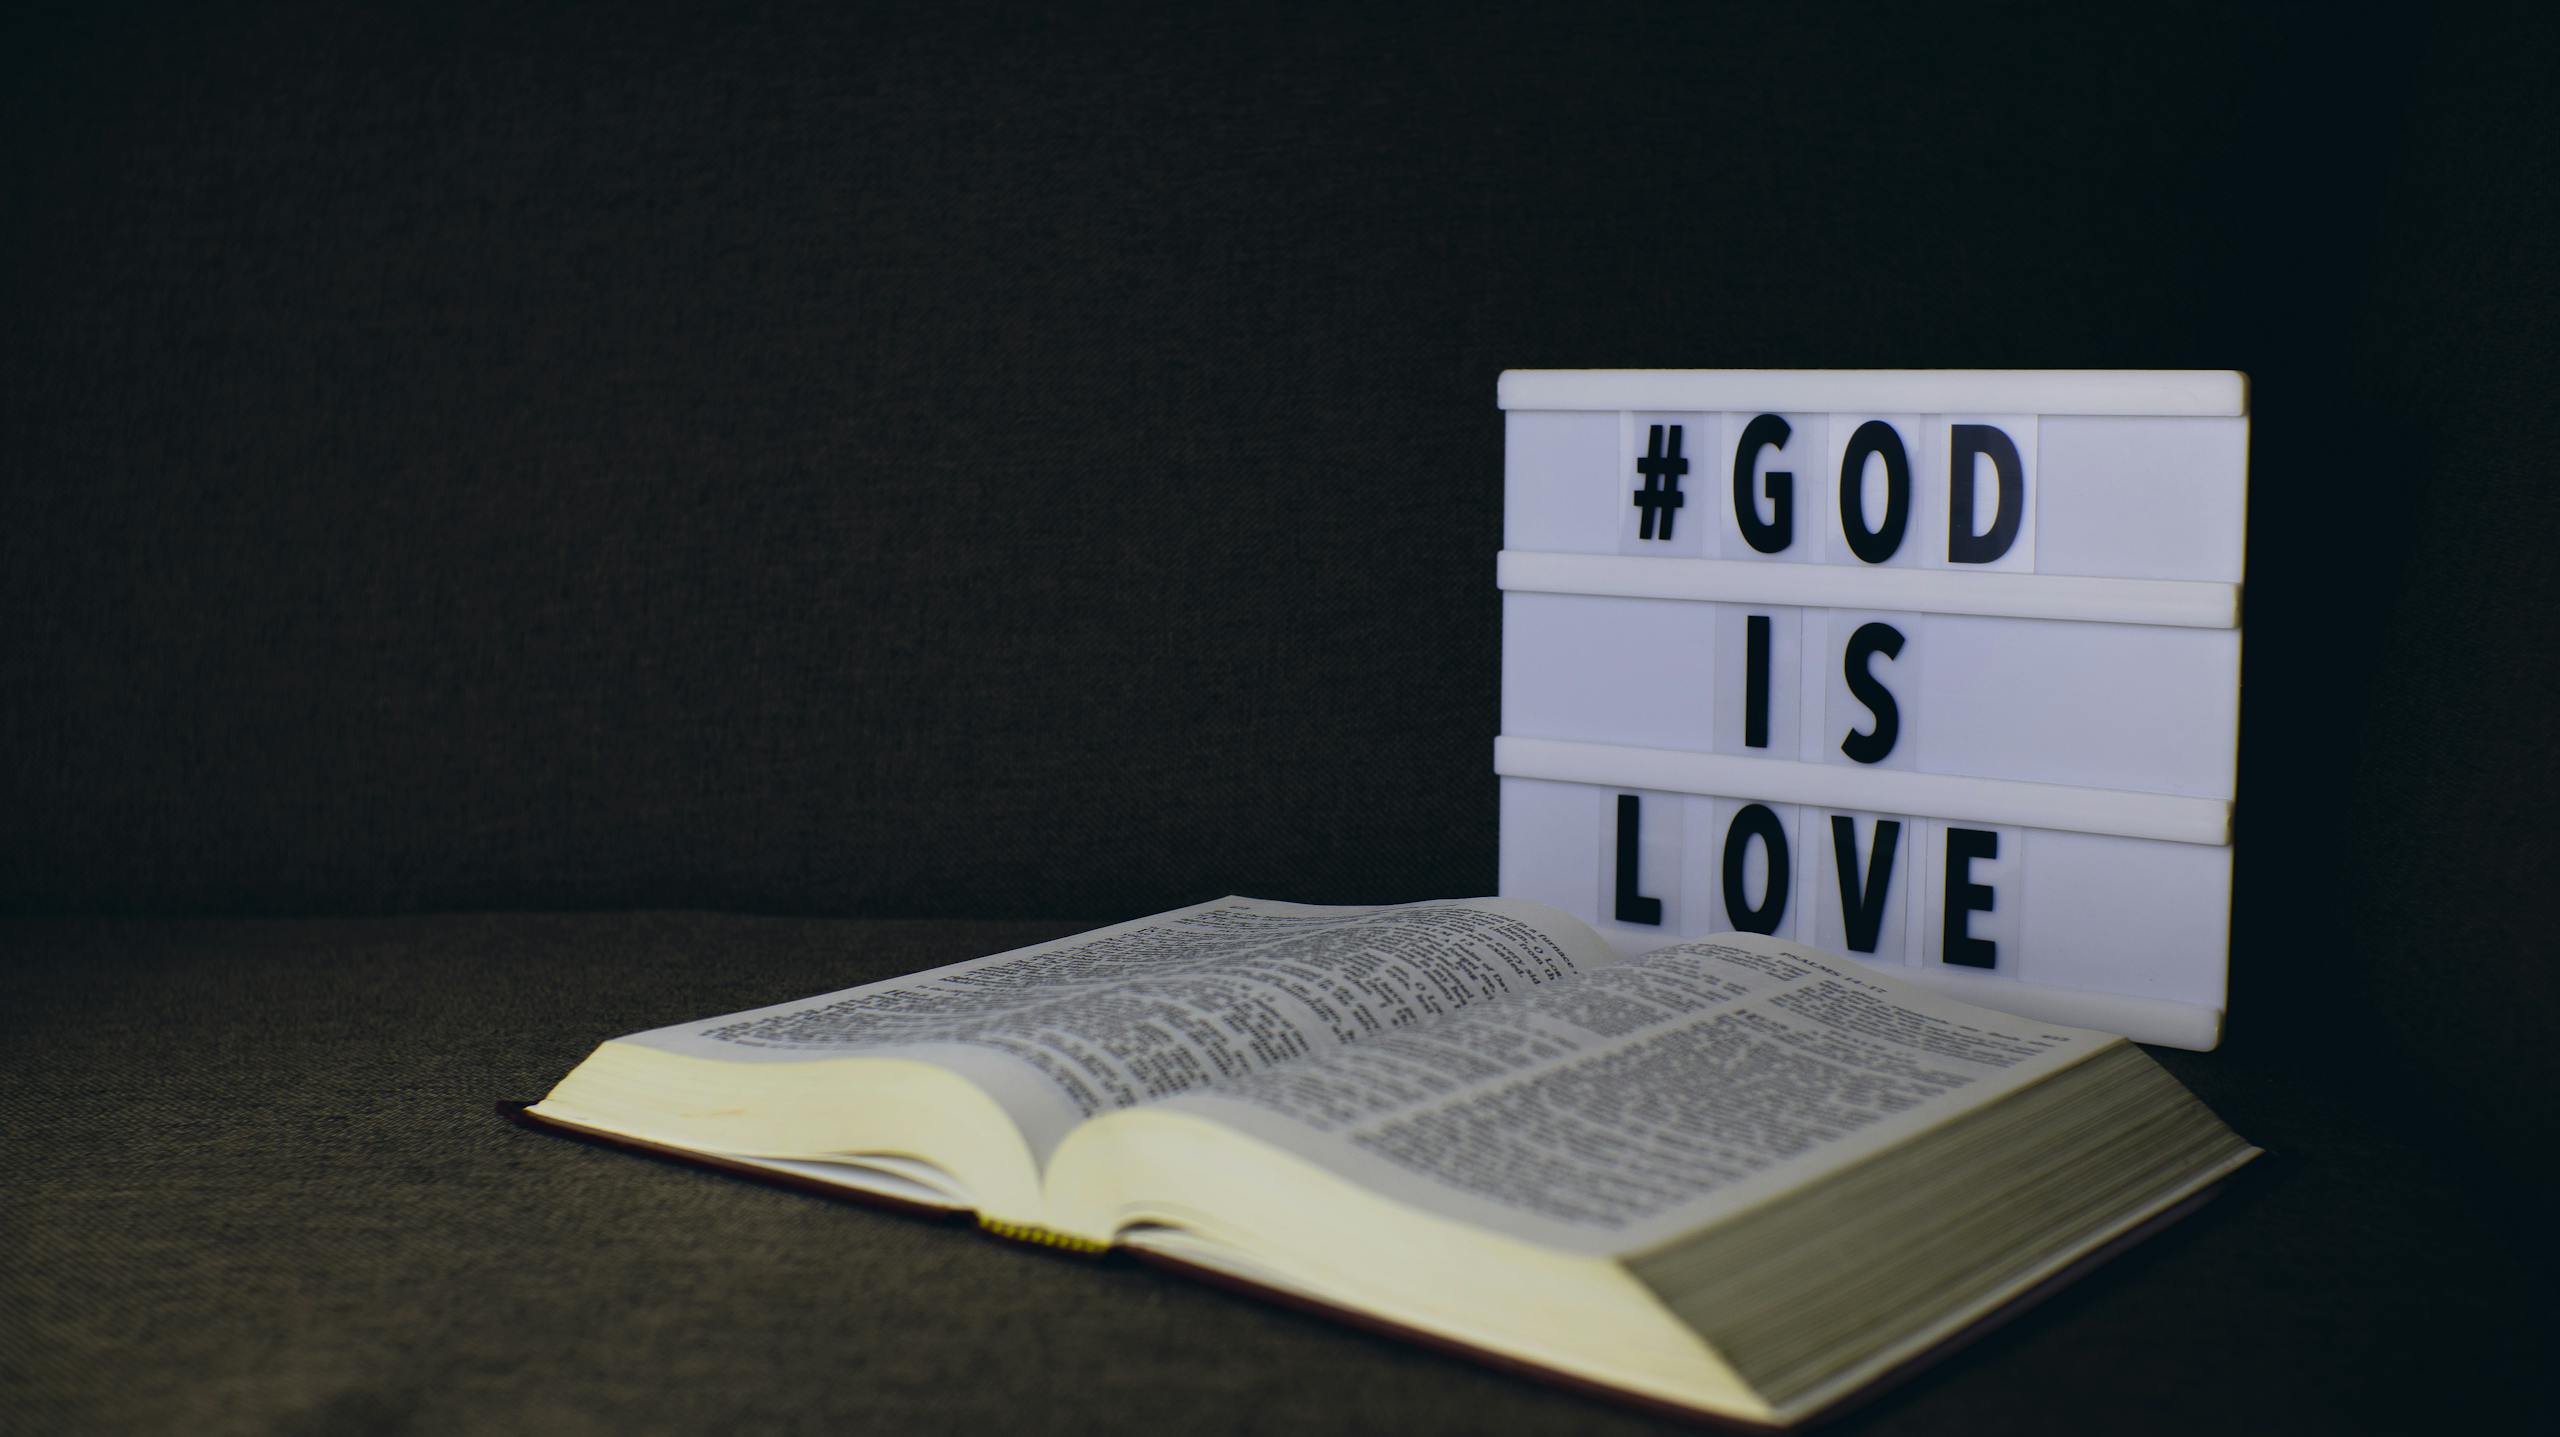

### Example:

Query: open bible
xmin=524 ymin=898 xmax=2255 ymax=1427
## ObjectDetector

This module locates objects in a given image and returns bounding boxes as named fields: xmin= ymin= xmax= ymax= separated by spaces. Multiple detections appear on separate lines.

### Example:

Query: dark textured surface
xmin=0 ymin=914 xmax=2541 ymax=1436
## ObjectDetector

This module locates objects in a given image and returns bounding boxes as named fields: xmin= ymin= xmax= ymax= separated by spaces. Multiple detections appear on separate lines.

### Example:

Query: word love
xmin=1614 ymin=795 xmax=2001 ymax=967
xmin=1632 ymin=419 xmax=2025 ymax=564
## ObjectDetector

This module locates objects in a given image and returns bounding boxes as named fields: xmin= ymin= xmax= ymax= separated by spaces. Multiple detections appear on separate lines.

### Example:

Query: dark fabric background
xmin=5 ymin=4 xmax=2552 ymax=1145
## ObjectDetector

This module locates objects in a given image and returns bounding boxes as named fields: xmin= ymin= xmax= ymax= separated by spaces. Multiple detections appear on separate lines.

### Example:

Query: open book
xmin=524 ymin=898 xmax=2256 ymax=1427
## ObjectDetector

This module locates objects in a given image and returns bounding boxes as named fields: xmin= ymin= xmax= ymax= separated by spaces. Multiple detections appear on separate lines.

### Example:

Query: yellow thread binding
xmin=977 ymin=1217 xmax=1110 ymax=1254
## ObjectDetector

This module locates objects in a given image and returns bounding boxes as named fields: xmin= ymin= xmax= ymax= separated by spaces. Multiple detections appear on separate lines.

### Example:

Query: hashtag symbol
xmin=1632 ymin=424 xmax=1687 ymax=540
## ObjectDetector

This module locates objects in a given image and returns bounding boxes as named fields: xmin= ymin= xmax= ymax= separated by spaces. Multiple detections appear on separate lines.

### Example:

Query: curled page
xmin=620 ymin=896 xmax=1622 ymax=1161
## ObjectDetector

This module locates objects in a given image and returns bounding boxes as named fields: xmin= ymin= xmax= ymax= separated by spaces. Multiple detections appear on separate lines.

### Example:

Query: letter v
xmin=1830 ymin=815 xmax=1901 ymax=953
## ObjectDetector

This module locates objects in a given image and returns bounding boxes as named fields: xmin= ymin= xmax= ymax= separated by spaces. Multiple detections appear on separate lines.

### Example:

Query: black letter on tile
xmin=1941 ymin=827 xmax=1999 ymax=968
xmin=1839 ymin=420 xmax=1910 ymax=564
xmin=1948 ymin=424 xmax=2024 ymax=564
xmin=1721 ymin=803 xmax=1790 ymax=934
xmin=1830 ymin=816 xmax=1901 ymax=954
xmin=1733 ymin=414 xmax=1794 ymax=553
xmin=1840 ymin=621 xmax=1905 ymax=764
xmin=1745 ymin=614 xmax=1773 ymax=749
xmin=1615 ymin=794 xmax=1663 ymax=926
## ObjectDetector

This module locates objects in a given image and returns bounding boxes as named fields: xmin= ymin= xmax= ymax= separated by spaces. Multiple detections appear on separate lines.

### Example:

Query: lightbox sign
xmin=1495 ymin=370 xmax=2247 ymax=1049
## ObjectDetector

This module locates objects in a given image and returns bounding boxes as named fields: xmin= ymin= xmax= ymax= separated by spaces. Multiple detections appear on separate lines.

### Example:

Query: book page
xmin=619 ymin=897 xmax=1622 ymax=1161
xmin=1157 ymin=935 xmax=2119 ymax=1256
